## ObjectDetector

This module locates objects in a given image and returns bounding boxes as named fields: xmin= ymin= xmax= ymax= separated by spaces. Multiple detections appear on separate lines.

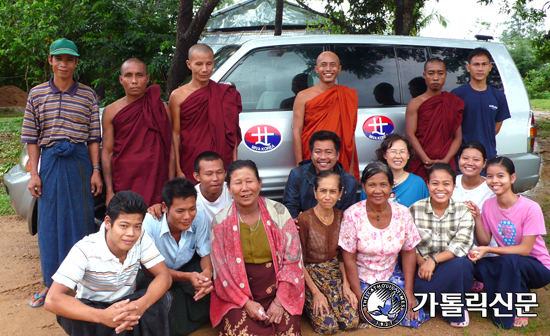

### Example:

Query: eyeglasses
xmin=386 ymin=150 xmax=408 ymax=156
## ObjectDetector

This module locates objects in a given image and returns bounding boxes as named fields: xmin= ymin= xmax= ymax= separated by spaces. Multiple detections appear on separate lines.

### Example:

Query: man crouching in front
xmin=45 ymin=190 xmax=172 ymax=335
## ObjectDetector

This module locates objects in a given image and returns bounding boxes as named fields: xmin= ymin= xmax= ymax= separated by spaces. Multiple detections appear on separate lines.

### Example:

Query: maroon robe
xmin=179 ymin=80 xmax=242 ymax=184
xmin=111 ymin=85 xmax=171 ymax=206
xmin=408 ymin=91 xmax=464 ymax=181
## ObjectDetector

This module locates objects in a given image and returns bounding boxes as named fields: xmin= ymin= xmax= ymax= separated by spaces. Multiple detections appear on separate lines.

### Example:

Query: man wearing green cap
xmin=22 ymin=38 xmax=102 ymax=308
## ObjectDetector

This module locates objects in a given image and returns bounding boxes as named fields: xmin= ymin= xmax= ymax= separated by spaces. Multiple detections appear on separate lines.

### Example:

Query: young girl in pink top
xmin=469 ymin=157 xmax=550 ymax=330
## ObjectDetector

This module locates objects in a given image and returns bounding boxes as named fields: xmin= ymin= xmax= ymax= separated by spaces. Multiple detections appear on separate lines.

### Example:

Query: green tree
xmin=499 ymin=12 xmax=544 ymax=77
xmin=296 ymin=0 xmax=440 ymax=36
xmin=479 ymin=0 xmax=550 ymax=61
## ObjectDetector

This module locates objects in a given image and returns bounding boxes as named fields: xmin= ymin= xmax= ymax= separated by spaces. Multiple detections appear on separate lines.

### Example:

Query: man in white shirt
xmin=148 ymin=151 xmax=233 ymax=225
xmin=45 ymin=191 xmax=172 ymax=336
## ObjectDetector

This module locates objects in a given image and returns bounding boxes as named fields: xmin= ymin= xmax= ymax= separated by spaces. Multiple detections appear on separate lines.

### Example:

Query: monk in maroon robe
xmin=405 ymin=58 xmax=464 ymax=181
xmin=102 ymin=58 xmax=172 ymax=206
xmin=169 ymin=44 xmax=242 ymax=184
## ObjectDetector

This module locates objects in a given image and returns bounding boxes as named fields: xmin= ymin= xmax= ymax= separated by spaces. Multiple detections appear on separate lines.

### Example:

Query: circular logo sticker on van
xmin=244 ymin=125 xmax=283 ymax=153
xmin=360 ymin=281 xmax=407 ymax=329
xmin=363 ymin=116 xmax=395 ymax=141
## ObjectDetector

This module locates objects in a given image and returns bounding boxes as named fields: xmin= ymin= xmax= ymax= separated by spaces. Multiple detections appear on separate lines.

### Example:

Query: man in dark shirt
xmin=283 ymin=130 xmax=358 ymax=219
xmin=451 ymin=48 xmax=511 ymax=160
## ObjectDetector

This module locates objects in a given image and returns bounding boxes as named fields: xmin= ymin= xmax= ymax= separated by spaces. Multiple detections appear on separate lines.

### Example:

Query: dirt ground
xmin=2 ymin=115 xmax=550 ymax=336
xmin=0 ymin=85 xmax=27 ymax=108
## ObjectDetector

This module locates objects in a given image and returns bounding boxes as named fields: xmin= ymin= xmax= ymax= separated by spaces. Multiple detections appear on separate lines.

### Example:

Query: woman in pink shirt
xmin=339 ymin=161 xmax=429 ymax=328
xmin=469 ymin=157 xmax=550 ymax=330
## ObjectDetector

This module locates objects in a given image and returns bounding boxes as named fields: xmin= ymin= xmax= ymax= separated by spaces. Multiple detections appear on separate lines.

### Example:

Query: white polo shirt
xmin=52 ymin=223 xmax=164 ymax=302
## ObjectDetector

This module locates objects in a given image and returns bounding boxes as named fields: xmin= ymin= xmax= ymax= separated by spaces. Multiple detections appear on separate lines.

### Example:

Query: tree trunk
xmin=166 ymin=0 xmax=221 ymax=96
xmin=274 ymin=0 xmax=283 ymax=36
xmin=394 ymin=0 xmax=416 ymax=35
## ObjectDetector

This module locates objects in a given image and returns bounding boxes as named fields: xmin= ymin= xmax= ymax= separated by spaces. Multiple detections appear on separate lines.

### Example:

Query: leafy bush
xmin=524 ymin=65 xmax=550 ymax=99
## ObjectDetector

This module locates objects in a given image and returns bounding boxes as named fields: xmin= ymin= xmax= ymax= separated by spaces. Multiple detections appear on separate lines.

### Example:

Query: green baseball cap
xmin=49 ymin=38 xmax=80 ymax=57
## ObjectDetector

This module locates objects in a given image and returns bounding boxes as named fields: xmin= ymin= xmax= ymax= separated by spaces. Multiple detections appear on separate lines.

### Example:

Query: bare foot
xmin=513 ymin=317 xmax=528 ymax=329
xmin=29 ymin=287 xmax=49 ymax=307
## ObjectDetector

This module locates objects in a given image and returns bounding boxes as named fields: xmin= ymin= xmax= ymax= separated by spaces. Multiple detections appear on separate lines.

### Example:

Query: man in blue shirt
xmin=139 ymin=178 xmax=211 ymax=335
xmin=451 ymin=48 xmax=511 ymax=160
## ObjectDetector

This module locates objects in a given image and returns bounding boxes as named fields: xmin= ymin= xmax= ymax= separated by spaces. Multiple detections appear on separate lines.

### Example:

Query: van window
xmin=213 ymin=45 xmax=241 ymax=74
xmin=397 ymin=47 xmax=428 ymax=103
xmin=430 ymin=47 xmax=503 ymax=91
xmin=334 ymin=45 xmax=399 ymax=107
xmin=222 ymin=46 xmax=323 ymax=111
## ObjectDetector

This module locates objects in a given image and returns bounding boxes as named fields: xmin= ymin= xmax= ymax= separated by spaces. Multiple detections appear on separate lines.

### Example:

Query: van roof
xmin=233 ymin=34 xmax=502 ymax=50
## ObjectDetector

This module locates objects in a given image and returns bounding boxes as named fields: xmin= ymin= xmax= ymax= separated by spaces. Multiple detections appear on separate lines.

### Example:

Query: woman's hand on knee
xmin=312 ymin=291 xmax=330 ymax=317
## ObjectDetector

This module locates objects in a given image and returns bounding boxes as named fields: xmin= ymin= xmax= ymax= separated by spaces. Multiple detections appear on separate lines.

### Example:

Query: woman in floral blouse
xmin=339 ymin=161 xmax=429 ymax=328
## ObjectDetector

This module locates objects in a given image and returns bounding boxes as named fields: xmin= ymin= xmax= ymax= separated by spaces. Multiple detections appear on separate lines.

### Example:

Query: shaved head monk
xmin=169 ymin=43 xmax=242 ymax=184
xmin=293 ymin=51 xmax=359 ymax=180
xmin=405 ymin=58 xmax=464 ymax=181
xmin=101 ymin=58 xmax=173 ymax=206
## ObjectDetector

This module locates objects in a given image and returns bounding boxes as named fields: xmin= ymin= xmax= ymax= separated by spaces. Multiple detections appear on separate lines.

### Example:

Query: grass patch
xmin=0 ymin=107 xmax=24 ymax=118
xmin=531 ymin=99 xmax=550 ymax=112
xmin=0 ymin=116 xmax=23 ymax=216
xmin=536 ymin=118 xmax=550 ymax=140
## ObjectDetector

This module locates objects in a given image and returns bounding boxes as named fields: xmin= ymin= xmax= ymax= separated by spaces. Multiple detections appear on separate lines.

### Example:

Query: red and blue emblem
xmin=244 ymin=125 xmax=283 ymax=153
xmin=363 ymin=116 xmax=395 ymax=141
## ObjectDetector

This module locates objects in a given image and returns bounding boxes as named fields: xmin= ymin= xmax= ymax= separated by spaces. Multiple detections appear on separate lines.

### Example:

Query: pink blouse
xmin=338 ymin=201 xmax=421 ymax=284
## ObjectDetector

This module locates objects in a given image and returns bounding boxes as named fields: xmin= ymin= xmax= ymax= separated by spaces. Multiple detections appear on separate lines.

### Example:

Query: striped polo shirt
xmin=52 ymin=223 xmax=164 ymax=302
xmin=21 ymin=78 xmax=101 ymax=148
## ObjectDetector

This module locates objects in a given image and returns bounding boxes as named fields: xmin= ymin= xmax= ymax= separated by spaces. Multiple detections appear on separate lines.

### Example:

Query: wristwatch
xmin=92 ymin=165 xmax=101 ymax=171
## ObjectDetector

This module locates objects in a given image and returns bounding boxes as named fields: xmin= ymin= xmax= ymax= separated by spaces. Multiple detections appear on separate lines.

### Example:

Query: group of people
xmin=21 ymin=37 xmax=550 ymax=336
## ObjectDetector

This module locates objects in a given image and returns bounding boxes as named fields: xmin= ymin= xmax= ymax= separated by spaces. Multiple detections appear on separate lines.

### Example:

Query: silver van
xmin=213 ymin=35 xmax=539 ymax=199
xmin=5 ymin=34 xmax=540 ymax=234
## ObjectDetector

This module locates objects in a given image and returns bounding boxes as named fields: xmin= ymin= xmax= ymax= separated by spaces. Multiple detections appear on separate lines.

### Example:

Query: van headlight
xmin=19 ymin=144 xmax=31 ymax=172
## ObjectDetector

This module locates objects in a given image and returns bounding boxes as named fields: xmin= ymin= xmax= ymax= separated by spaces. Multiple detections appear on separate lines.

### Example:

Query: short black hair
xmin=161 ymin=178 xmax=197 ymax=210
xmin=467 ymin=48 xmax=493 ymax=64
xmin=361 ymin=161 xmax=394 ymax=186
xmin=375 ymin=133 xmax=415 ymax=170
xmin=194 ymin=151 xmax=224 ymax=174
xmin=226 ymin=160 xmax=260 ymax=185
xmin=424 ymin=58 xmax=446 ymax=72
xmin=458 ymin=141 xmax=487 ymax=161
xmin=309 ymin=130 xmax=341 ymax=153
xmin=121 ymin=57 xmax=148 ymax=75
xmin=106 ymin=190 xmax=147 ymax=223
xmin=314 ymin=170 xmax=342 ymax=190
xmin=428 ymin=163 xmax=457 ymax=184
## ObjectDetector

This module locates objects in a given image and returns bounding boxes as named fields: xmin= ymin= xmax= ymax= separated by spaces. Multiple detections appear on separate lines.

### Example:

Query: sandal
xmin=471 ymin=280 xmax=484 ymax=293
xmin=513 ymin=317 xmax=528 ymax=329
xmin=29 ymin=292 xmax=47 ymax=308
xmin=450 ymin=310 xmax=469 ymax=328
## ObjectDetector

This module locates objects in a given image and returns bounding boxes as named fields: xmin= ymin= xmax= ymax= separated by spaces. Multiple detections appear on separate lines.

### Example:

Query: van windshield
xmin=213 ymin=45 xmax=241 ymax=74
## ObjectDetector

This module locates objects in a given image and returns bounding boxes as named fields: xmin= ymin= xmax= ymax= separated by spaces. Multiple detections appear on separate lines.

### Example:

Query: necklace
xmin=238 ymin=210 xmax=262 ymax=232
xmin=366 ymin=202 xmax=388 ymax=221
xmin=314 ymin=207 xmax=334 ymax=226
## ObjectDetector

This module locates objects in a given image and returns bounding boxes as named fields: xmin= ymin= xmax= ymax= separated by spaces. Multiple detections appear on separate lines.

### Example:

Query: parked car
xmin=5 ymin=34 xmax=540 ymax=235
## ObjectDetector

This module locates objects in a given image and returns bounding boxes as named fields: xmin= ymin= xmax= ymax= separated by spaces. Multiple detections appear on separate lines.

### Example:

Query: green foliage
xmin=480 ymin=0 xmax=550 ymax=62
xmin=500 ymin=12 xmax=544 ymax=77
xmin=0 ymin=0 xmax=178 ymax=105
xmin=524 ymin=66 xmax=550 ymax=99
xmin=0 ymin=116 xmax=23 ymax=215
xmin=301 ymin=0 xmax=430 ymax=35
xmin=0 ymin=186 xmax=15 ymax=216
